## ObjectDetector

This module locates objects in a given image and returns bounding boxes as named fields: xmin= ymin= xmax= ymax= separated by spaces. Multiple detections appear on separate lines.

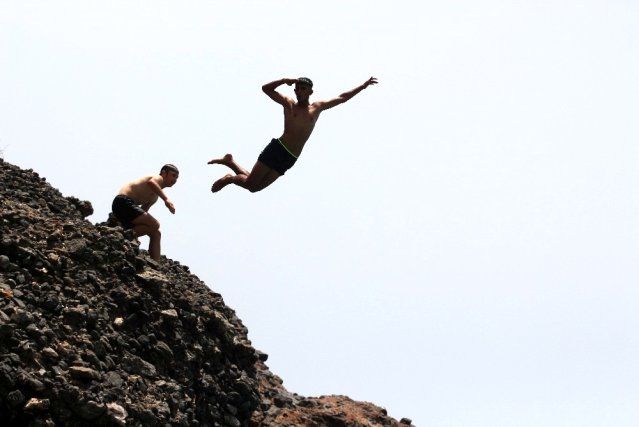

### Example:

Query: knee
xmin=148 ymin=218 xmax=160 ymax=233
xmin=246 ymin=181 xmax=264 ymax=193
xmin=137 ymin=213 xmax=160 ymax=230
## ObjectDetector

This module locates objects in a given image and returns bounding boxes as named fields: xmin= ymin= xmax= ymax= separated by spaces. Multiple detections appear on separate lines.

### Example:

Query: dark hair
xmin=297 ymin=77 xmax=313 ymax=87
xmin=160 ymin=164 xmax=179 ymax=174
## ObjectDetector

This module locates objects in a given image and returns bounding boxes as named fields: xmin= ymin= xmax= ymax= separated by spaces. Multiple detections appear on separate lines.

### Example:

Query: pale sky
xmin=2 ymin=1 xmax=639 ymax=426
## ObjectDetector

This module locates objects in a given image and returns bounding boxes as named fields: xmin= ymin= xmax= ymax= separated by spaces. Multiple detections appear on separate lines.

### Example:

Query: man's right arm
xmin=262 ymin=78 xmax=297 ymax=105
xmin=145 ymin=177 xmax=175 ymax=214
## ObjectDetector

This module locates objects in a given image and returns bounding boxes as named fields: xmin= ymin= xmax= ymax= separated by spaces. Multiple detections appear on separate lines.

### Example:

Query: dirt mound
xmin=0 ymin=159 xmax=413 ymax=426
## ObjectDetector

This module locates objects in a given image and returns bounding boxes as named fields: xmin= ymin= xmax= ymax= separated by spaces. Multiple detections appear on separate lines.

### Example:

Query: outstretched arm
xmin=316 ymin=77 xmax=378 ymax=111
xmin=262 ymin=78 xmax=298 ymax=106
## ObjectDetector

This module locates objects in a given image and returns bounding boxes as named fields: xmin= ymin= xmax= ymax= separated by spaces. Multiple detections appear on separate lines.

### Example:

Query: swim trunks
xmin=257 ymin=138 xmax=298 ymax=175
xmin=112 ymin=195 xmax=145 ymax=229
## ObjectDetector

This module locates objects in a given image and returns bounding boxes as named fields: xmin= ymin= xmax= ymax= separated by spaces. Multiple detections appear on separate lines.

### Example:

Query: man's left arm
xmin=316 ymin=77 xmax=378 ymax=111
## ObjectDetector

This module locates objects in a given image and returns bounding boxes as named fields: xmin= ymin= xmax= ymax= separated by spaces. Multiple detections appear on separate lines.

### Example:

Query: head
xmin=294 ymin=77 xmax=313 ymax=101
xmin=160 ymin=163 xmax=179 ymax=187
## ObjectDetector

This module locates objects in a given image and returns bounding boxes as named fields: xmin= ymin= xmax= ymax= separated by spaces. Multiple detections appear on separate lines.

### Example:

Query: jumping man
xmin=208 ymin=76 xmax=378 ymax=193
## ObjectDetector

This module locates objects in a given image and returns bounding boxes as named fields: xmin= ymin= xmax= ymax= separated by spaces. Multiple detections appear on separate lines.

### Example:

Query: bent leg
xmin=212 ymin=161 xmax=281 ymax=193
xmin=208 ymin=154 xmax=249 ymax=176
xmin=131 ymin=212 xmax=160 ymax=236
xmin=242 ymin=161 xmax=281 ymax=192
xmin=131 ymin=213 xmax=162 ymax=260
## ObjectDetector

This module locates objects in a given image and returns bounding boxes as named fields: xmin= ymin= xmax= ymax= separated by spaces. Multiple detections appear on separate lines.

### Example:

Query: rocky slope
xmin=0 ymin=158 xmax=414 ymax=426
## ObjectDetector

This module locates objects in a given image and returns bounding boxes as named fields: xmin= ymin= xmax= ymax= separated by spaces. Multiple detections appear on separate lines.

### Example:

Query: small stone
xmin=121 ymin=354 xmax=157 ymax=378
xmin=104 ymin=371 xmax=124 ymax=388
xmin=18 ymin=372 xmax=45 ymax=391
xmin=42 ymin=347 xmax=60 ymax=360
xmin=62 ymin=307 xmax=86 ymax=327
xmin=68 ymin=366 xmax=100 ymax=381
xmin=106 ymin=402 xmax=128 ymax=426
xmin=223 ymin=414 xmax=241 ymax=427
xmin=161 ymin=308 xmax=178 ymax=318
xmin=24 ymin=397 xmax=50 ymax=411
xmin=0 ymin=255 xmax=10 ymax=270
xmin=75 ymin=400 xmax=105 ymax=420
xmin=6 ymin=389 xmax=25 ymax=408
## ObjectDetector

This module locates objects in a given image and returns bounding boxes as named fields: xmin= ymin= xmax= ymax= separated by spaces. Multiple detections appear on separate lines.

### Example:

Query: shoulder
xmin=150 ymin=174 xmax=164 ymax=184
xmin=137 ymin=174 xmax=162 ymax=186
xmin=266 ymin=88 xmax=295 ymax=107
xmin=281 ymin=95 xmax=296 ymax=107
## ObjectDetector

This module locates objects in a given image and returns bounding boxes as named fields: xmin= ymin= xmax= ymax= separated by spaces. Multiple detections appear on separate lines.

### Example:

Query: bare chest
xmin=286 ymin=105 xmax=318 ymax=127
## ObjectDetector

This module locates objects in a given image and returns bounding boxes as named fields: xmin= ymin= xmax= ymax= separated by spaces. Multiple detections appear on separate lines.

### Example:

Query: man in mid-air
xmin=208 ymin=76 xmax=378 ymax=193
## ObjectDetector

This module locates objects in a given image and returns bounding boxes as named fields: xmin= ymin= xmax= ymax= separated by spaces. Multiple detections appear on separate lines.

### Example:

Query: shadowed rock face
xmin=0 ymin=159 xmax=413 ymax=427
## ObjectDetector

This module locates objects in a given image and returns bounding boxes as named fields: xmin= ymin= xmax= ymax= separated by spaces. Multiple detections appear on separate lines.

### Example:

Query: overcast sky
xmin=2 ymin=1 xmax=639 ymax=426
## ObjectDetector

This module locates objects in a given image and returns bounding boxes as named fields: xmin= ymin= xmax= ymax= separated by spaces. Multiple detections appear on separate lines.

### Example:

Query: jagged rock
xmin=73 ymin=399 xmax=105 ymax=420
xmin=121 ymin=354 xmax=157 ymax=378
xmin=105 ymin=402 xmax=128 ymax=426
xmin=5 ymin=389 xmax=25 ymax=408
xmin=24 ymin=397 xmax=50 ymax=411
xmin=0 ymin=255 xmax=10 ymax=270
xmin=0 ymin=159 xmax=413 ymax=426
xmin=68 ymin=366 xmax=101 ymax=381
xmin=160 ymin=308 xmax=178 ymax=319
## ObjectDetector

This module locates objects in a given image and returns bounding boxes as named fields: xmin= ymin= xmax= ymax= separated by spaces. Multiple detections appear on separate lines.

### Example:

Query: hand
xmin=165 ymin=199 xmax=175 ymax=214
xmin=284 ymin=78 xmax=296 ymax=86
xmin=364 ymin=77 xmax=378 ymax=87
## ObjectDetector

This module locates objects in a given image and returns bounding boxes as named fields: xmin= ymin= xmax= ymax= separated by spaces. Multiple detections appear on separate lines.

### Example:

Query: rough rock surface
xmin=0 ymin=158 xmax=414 ymax=426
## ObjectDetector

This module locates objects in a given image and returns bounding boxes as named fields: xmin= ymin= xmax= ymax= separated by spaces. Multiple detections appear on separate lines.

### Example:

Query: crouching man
xmin=111 ymin=164 xmax=179 ymax=260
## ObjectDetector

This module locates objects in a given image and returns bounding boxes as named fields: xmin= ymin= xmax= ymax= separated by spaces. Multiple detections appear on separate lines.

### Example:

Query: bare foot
xmin=208 ymin=153 xmax=249 ymax=176
xmin=208 ymin=153 xmax=234 ymax=165
xmin=211 ymin=174 xmax=234 ymax=192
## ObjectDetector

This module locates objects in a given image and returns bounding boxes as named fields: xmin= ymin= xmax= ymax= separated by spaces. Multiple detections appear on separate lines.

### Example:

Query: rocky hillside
xmin=0 ymin=158 xmax=414 ymax=426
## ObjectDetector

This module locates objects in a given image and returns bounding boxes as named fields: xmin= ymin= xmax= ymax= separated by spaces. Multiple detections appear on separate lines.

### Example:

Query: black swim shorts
xmin=112 ymin=195 xmax=145 ymax=229
xmin=257 ymin=138 xmax=298 ymax=175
